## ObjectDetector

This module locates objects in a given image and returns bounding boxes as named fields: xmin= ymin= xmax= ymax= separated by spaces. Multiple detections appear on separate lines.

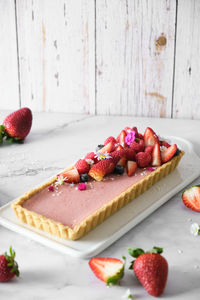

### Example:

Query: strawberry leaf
xmin=147 ymin=246 xmax=163 ymax=254
xmin=129 ymin=260 xmax=134 ymax=270
xmin=128 ymin=248 xmax=145 ymax=258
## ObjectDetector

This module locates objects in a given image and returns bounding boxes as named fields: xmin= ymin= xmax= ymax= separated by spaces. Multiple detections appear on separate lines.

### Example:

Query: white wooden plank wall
xmin=1 ymin=0 xmax=200 ymax=119
xmin=96 ymin=0 xmax=176 ymax=117
xmin=0 ymin=0 xmax=19 ymax=109
xmin=173 ymin=0 xmax=200 ymax=119
xmin=16 ymin=0 xmax=95 ymax=114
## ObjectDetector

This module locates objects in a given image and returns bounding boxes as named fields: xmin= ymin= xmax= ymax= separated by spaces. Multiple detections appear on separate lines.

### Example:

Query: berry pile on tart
xmin=12 ymin=126 xmax=184 ymax=240
xmin=57 ymin=126 xmax=180 ymax=184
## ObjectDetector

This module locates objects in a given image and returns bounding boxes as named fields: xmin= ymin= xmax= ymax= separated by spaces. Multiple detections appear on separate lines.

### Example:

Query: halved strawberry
xmin=161 ymin=144 xmax=177 ymax=163
xmin=119 ymin=130 xmax=126 ymax=147
xmin=89 ymin=257 xmax=124 ymax=286
xmin=124 ymin=126 xmax=132 ymax=133
xmin=104 ymin=136 xmax=117 ymax=146
xmin=127 ymin=161 xmax=137 ymax=176
xmin=99 ymin=141 xmax=115 ymax=153
xmin=182 ymin=185 xmax=200 ymax=212
xmin=89 ymin=159 xmax=115 ymax=181
xmin=144 ymin=127 xmax=159 ymax=147
xmin=58 ymin=167 xmax=80 ymax=183
xmin=117 ymin=157 xmax=127 ymax=167
xmin=152 ymin=142 xmax=161 ymax=167
xmin=75 ymin=159 xmax=90 ymax=175
xmin=115 ymin=144 xmax=124 ymax=151
xmin=161 ymin=141 xmax=171 ymax=148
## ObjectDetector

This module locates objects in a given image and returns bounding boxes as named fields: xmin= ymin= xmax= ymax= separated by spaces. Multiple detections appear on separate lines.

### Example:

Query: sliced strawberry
xmin=144 ymin=127 xmax=159 ymax=147
xmin=89 ymin=159 xmax=115 ymax=181
xmin=58 ymin=168 xmax=80 ymax=183
xmin=182 ymin=185 xmax=200 ymax=212
xmin=124 ymin=126 xmax=132 ymax=133
xmin=127 ymin=161 xmax=137 ymax=176
xmin=89 ymin=257 xmax=124 ymax=286
xmin=115 ymin=144 xmax=124 ymax=151
xmin=75 ymin=159 xmax=90 ymax=175
xmin=104 ymin=136 xmax=117 ymax=146
xmin=117 ymin=157 xmax=127 ymax=167
xmin=99 ymin=141 xmax=115 ymax=153
xmin=161 ymin=141 xmax=171 ymax=148
xmin=119 ymin=130 xmax=127 ymax=147
xmin=161 ymin=144 xmax=177 ymax=163
xmin=152 ymin=143 xmax=161 ymax=167
xmin=136 ymin=152 xmax=152 ymax=168
xmin=125 ymin=148 xmax=136 ymax=161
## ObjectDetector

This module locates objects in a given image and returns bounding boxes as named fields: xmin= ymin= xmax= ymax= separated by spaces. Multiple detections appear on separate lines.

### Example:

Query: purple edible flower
xmin=125 ymin=131 xmax=135 ymax=146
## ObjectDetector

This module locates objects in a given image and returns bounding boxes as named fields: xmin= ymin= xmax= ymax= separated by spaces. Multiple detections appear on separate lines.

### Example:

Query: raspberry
xmin=110 ymin=149 xmax=126 ymax=164
xmin=138 ymin=133 xmax=144 ymax=140
xmin=85 ymin=152 xmax=98 ymax=164
xmin=130 ymin=139 xmax=144 ymax=153
xmin=75 ymin=159 xmax=90 ymax=175
xmin=104 ymin=136 xmax=117 ymax=146
xmin=136 ymin=152 xmax=152 ymax=168
xmin=145 ymin=145 xmax=154 ymax=155
xmin=125 ymin=148 xmax=136 ymax=161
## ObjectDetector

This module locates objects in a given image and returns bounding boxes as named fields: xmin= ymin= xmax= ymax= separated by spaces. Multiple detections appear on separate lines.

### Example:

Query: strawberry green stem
xmin=4 ymin=246 xmax=20 ymax=277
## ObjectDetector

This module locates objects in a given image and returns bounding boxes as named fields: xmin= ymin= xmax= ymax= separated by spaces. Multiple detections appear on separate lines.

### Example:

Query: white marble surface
xmin=1 ymin=111 xmax=200 ymax=300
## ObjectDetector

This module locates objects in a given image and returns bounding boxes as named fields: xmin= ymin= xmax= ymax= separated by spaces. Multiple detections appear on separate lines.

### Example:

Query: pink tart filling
xmin=22 ymin=169 xmax=152 ymax=229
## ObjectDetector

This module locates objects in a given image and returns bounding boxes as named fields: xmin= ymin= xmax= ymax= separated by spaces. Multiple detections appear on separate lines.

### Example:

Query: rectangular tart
xmin=11 ymin=151 xmax=184 ymax=240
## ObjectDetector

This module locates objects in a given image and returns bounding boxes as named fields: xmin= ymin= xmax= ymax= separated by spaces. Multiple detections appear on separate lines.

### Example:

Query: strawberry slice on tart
xmin=152 ymin=142 xmax=161 ymax=167
xmin=161 ymin=144 xmax=177 ymax=163
xmin=58 ymin=167 xmax=80 ymax=183
xmin=127 ymin=161 xmax=137 ymax=176
xmin=144 ymin=127 xmax=159 ymax=147
xmin=89 ymin=159 xmax=115 ymax=181
xmin=89 ymin=257 xmax=124 ymax=286
xmin=98 ymin=141 xmax=115 ymax=153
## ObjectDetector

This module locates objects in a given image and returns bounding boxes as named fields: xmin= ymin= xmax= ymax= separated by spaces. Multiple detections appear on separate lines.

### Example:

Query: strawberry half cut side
xmin=89 ymin=257 xmax=124 ymax=286
xmin=58 ymin=167 xmax=80 ymax=183
xmin=144 ymin=127 xmax=159 ymax=147
xmin=161 ymin=144 xmax=177 ymax=163
xmin=182 ymin=185 xmax=200 ymax=212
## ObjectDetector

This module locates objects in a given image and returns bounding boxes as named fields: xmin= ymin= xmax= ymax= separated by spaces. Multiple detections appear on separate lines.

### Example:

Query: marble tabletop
xmin=1 ymin=110 xmax=200 ymax=300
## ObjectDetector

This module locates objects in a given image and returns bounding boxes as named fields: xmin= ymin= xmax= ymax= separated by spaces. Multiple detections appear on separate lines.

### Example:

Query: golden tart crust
xmin=11 ymin=151 xmax=184 ymax=240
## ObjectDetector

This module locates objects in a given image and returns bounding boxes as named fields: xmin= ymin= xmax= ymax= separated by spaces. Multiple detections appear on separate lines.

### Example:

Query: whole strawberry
xmin=128 ymin=246 xmax=168 ymax=297
xmin=2 ymin=107 xmax=32 ymax=143
xmin=0 ymin=246 xmax=20 ymax=282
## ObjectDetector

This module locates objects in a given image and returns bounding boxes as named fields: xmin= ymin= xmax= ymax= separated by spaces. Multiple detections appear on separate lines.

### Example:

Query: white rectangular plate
xmin=0 ymin=137 xmax=200 ymax=258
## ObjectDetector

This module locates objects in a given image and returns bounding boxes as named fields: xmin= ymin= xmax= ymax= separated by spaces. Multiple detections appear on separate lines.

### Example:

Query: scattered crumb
xmin=177 ymin=249 xmax=183 ymax=254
